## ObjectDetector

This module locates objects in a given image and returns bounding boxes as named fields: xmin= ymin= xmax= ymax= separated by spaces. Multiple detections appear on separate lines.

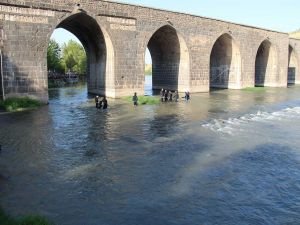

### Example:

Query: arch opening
xmin=49 ymin=13 xmax=114 ymax=97
xmin=209 ymin=33 xmax=241 ymax=90
xmin=48 ymin=28 xmax=86 ymax=87
xmin=255 ymin=40 xmax=277 ymax=87
xmin=144 ymin=48 xmax=153 ymax=95
xmin=288 ymin=45 xmax=298 ymax=85
xmin=146 ymin=25 xmax=189 ymax=93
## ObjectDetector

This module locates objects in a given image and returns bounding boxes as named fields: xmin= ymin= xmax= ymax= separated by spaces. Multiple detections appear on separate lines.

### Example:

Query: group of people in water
xmin=160 ymin=88 xmax=190 ymax=102
xmin=95 ymin=89 xmax=190 ymax=109
xmin=94 ymin=96 xmax=108 ymax=109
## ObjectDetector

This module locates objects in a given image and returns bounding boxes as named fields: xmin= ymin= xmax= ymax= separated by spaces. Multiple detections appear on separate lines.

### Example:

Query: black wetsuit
xmin=102 ymin=99 xmax=108 ymax=109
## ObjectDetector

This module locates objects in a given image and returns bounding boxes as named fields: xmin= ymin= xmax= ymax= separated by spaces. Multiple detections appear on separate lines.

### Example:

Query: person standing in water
xmin=95 ymin=96 xmax=99 ymax=108
xmin=174 ymin=91 xmax=179 ymax=102
xmin=164 ymin=90 xmax=168 ymax=102
xmin=185 ymin=91 xmax=190 ymax=101
xmin=102 ymin=96 xmax=108 ymax=109
xmin=160 ymin=88 xmax=164 ymax=102
xmin=168 ymin=90 xmax=173 ymax=101
xmin=132 ymin=92 xmax=138 ymax=106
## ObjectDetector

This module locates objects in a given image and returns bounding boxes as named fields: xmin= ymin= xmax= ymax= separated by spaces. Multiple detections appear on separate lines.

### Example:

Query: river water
xmin=1 ymin=81 xmax=300 ymax=225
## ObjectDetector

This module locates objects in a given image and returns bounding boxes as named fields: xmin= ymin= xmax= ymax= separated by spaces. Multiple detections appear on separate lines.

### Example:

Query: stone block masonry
xmin=0 ymin=0 xmax=294 ymax=100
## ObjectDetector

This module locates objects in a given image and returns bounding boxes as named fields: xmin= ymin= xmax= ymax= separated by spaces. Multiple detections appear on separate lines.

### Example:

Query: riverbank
xmin=0 ymin=97 xmax=42 ymax=112
xmin=0 ymin=208 xmax=54 ymax=225
xmin=242 ymin=87 xmax=267 ymax=92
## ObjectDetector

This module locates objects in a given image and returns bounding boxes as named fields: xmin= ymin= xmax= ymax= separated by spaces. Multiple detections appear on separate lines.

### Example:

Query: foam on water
xmin=202 ymin=107 xmax=300 ymax=135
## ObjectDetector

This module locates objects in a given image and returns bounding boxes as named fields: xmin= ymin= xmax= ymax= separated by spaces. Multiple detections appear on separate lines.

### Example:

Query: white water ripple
xmin=202 ymin=107 xmax=300 ymax=135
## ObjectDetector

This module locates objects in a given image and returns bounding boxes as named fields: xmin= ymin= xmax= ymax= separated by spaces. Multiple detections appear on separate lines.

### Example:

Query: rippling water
xmin=1 ymin=83 xmax=300 ymax=225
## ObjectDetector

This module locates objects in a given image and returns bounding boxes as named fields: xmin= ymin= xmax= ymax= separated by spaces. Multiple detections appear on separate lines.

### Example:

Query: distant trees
xmin=61 ymin=40 xmax=86 ymax=75
xmin=47 ymin=39 xmax=63 ymax=73
xmin=47 ymin=39 xmax=86 ymax=75
xmin=145 ymin=64 xmax=152 ymax=75
xmin=289 ymin=30 xmax=300 ymax=39
xmin=47 ymin=39 xmax=152 ymax=76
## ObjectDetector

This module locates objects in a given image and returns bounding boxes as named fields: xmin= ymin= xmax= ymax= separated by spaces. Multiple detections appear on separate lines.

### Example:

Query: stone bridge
xmin=0 ymin=0 xmax=299 ymax=101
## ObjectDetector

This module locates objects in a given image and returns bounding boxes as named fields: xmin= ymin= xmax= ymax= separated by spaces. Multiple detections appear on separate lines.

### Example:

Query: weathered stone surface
xmin=289 ymin=38 xmax=300 ymax=84
xmin=0 ymin=0 xmax=296 ymax=101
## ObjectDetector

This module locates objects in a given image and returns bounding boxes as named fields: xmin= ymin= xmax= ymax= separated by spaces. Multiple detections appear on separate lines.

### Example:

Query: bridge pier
xmin=288 ymin=40 xmax=300 ymax=85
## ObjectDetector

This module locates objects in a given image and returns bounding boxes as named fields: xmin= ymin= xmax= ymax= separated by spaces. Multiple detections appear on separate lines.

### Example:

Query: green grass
xmin=0 ymin=208 xmax=54 ymax=225
xmin=0 ymin=208 xmax=15 ymax=225
xmin=242 ymin=87 xmax=267 ymax=92
xmin=123 ymin=95 xmax=160 ymax=105
xmin=0 ymin=97 xmax=42 ymax=112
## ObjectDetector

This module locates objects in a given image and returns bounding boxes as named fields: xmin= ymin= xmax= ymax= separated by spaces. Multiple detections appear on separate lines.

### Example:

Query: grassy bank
xmin=0 ymin=97 xmax=42 ymax=112
xmin=0 ymin=208 xmax=54 ymax=225
xmin=123 ymin=95 xmax=160 ymax=105
xmin=242 ymin=87 xmax=267 ymax=92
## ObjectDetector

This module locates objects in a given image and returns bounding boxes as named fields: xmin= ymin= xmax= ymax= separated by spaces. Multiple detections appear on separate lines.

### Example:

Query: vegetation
xmin=145 ymin=64 xmax=152 ymax=75
xmin=289 ymin=29 xmax=300 ymax=39
xmin=47 ymin=40 xmax=64 ymax=73
xmin=0 ymin=97 xmax=42 ymax=112
xmin=47 ymin=39 xmax=86 ymax=75
xmin=61 ymin=40 xmax=86 ymax=75
xmin=242 ymin=87 xmax=267 ymax=92
xmin=0 ymin=208 xmax=54 ymax=225
xmin=48 ymin=79 xmax=65 ymax=89
xmin=123 ymin=95 xmax=160 ymax=105
xmin=49 ymin=39 xmax=152 ymax=77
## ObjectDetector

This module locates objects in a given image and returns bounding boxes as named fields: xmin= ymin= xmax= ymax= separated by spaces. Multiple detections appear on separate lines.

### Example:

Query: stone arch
xmin=50 ymin=12 xmax=115 ymax=97
xmin=146 ymin=25 xmax=190 ymax=92
xmin=255 ymin=39 xmax=278 ymax=87
xmin=209 ymin=33 xmax=241 ymax=90
xmin=288 ymin=45 xmax=298 ymax=84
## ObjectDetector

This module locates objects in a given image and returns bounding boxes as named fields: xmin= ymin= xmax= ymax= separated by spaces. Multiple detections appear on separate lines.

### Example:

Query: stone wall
xmin=289 ymin=38 xmax=300 ymax=84
xmin=0 ymin=0 xmax=292 ymax=100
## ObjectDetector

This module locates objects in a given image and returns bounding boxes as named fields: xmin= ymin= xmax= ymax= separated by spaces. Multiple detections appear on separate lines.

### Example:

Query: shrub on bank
xmin=0 ymin=97 xmax=42 ymax=112
xmin=242 ymin=87 xmax=266 ymax=92
xmin=0 ymin=208 xmax=54 ymax=225
xmin=0 ymin=207 xmax=15 ymax=225
xmin=123 ymin=95 xmax=160 ymax=105
xmin=48 ymin=79 xmax=66 ymax=88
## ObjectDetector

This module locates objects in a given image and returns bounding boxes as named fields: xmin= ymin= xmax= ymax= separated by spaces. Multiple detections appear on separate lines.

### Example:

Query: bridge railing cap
xmin=104 ymin=0 xmax=288 ymax=35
